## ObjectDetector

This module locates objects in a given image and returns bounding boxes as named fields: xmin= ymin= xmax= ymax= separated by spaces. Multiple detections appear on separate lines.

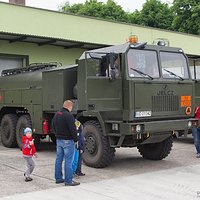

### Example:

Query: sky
xmin=0 ymin=0 xmax=173 ymax=12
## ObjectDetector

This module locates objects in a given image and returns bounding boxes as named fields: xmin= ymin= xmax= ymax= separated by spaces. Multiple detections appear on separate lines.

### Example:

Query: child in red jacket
xmin=22 ymin=127 xmax=37 ymax=182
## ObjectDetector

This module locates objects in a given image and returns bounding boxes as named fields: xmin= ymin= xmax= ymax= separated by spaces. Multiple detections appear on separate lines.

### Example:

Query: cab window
xmin=160 ymin=52 xmax=189 ymax=79
xmin=86 ymin=53 xmax=121 ymax=78
xmin=127 ymin=49 xmax=159 ymax=78
xmin=189 ymin=59 xmax=200 ymax=80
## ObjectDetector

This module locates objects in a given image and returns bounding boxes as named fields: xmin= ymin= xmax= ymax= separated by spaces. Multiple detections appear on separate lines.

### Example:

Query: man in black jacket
xmin=53 ymin=100 xmax=80 ymax=186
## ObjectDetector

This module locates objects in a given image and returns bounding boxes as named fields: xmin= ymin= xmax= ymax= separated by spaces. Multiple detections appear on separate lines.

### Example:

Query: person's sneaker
xmin=196 ymin=154 xmax=200 ymax=158
xmin=65 ymin=181 xmax=80 ymax=186
xmin=25 ymin=177 xmax=33 ymax=182
xmin=56 ymin=179 xmax=64 ymax=184
xmin=76 ymin=172 xmax=85 ymax=176
xmin=73 ymin=174 xmax=79 ymax=178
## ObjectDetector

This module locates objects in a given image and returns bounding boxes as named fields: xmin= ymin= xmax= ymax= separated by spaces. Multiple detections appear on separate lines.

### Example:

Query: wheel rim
xmin=85 ymin=134 xmax=97 ymax=156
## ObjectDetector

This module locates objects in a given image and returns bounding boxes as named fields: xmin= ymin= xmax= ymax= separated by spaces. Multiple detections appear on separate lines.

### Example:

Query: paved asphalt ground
xmin=0 ymin=136 xmax=200 ymax=200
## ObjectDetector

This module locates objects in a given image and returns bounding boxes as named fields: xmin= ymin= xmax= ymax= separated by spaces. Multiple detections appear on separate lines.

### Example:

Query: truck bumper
xmin=106 ymin=118 xmax=198 ymax=147
xmin=120 ymin=118 xmax=198 ymax=135
xmin=108 ymin=118 xmax=197 ymax=145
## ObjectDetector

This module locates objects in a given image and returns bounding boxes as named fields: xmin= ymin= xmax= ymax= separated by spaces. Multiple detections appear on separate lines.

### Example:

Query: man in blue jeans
xmin=52 ymin=100 xmax=80 ymax=186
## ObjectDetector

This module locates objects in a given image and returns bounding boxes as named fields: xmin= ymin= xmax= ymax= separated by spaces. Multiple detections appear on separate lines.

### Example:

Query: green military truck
xmin=0 ymin=38 xmax=198 ymax=168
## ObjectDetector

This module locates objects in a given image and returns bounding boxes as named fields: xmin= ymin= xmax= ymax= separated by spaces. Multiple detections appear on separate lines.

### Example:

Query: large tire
xmin=0 ymin=114 xmax=18 ymax=148
xmin=16 ymin=115 xmax=32 ymax=149
xmin=137 ymin=136 xmax=173 ymax=160
xmin=83 ymin=120 xmax=115 ymax=168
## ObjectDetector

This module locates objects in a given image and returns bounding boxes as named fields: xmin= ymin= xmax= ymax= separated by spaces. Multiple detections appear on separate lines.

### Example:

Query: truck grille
xmin=152 ymin=96 xmax=179 ymax=112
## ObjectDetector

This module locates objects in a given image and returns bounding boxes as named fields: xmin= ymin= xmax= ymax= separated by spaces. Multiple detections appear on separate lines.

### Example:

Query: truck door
xmin=85 ymin=53 xmax=122 ymax=111
xmin=190 ymin=58 xmax=200 ymax=106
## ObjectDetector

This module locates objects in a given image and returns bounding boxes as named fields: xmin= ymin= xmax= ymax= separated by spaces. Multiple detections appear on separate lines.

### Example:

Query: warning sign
xmin=181 ymin=96 xmax=191 ymax=107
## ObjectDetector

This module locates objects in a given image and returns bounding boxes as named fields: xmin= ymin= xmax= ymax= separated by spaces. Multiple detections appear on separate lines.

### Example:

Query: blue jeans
xmin=192 ymin=128 xmax=200 ymax=154
xmin=76 ymin=151 xmax=83 ymax=174
xmin=55 ymin=139 xmax=75 ymax=183
xmin=72 ymin=149 xmax=79 ymax=173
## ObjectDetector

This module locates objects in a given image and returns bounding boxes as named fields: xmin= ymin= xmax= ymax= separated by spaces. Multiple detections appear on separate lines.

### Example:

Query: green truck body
xmin=0 ymin=41 xmax=198 ymax=168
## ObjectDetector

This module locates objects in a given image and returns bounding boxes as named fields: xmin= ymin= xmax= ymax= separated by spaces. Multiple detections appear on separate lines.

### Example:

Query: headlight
xmin=136 ymin=125 xmax=141 ymax=133
xmin=188 ymin=121 xmax=192 ymax=128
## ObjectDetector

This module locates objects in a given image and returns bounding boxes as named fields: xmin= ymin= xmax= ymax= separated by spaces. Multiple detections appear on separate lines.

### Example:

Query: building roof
xmin=0 ymin=2 xmax=200 ymax=55
xmin=0 ymin=31 xmax=106 ymax=49
xmin=79 ymin=42 xmax=185 ymax=60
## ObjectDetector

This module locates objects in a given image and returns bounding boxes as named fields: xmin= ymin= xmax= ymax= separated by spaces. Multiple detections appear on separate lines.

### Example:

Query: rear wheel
xmin=1 ymin=114 xmax=18 ymax=148
xmin=137 ymin=136 xmax=173 ymax=160
xmin=83 ymin=120 xmax=115 ymax=168
xmin=16 ymin=115 xmax=32 ymax=149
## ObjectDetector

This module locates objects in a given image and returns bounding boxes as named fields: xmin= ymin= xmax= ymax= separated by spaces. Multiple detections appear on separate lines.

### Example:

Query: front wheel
xmin=137 ymin=136 xmax=173 ymax=160
xmin=83 ymin=120 xmax=115 ymax=168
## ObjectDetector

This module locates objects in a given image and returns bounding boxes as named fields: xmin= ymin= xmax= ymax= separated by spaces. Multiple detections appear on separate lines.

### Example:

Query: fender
xmin=77 ymin=111 xmax=106 ymax=135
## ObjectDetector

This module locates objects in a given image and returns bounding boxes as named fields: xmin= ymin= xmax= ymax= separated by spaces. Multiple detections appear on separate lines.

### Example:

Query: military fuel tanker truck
xmin=0 ymin=37 xmax=198 ymax=168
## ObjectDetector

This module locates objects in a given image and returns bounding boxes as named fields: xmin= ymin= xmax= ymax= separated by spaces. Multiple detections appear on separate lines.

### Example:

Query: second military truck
xmin=0 ymin=37 xmax=198 ymax=168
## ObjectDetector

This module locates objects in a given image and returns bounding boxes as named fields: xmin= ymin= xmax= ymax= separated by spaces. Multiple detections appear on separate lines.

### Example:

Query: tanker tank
xmin=0 ymin=63 xmax=59 ymax=89
xmin=0 ymin=63 xmax=78 ymax=112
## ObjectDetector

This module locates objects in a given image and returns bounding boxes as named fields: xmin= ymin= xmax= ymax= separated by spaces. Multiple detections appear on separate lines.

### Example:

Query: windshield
xmin=160 ymin=52 xmax=189 ymax=79
xmin=127 ymin=49 xmax=159 ymax=78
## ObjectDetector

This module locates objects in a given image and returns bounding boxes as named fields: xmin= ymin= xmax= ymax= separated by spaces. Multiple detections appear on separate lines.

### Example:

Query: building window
xmin=0 ymin=54 xmax=28 ymax=75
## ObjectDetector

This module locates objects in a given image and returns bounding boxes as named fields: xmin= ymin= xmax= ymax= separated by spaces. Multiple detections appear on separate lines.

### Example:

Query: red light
xmin=43 ymin=120 xmax=49 ymax=134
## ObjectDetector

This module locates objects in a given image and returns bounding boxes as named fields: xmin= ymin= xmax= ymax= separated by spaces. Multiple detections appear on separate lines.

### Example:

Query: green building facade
xmin=0 ymin=2 xmax=200 ymax=73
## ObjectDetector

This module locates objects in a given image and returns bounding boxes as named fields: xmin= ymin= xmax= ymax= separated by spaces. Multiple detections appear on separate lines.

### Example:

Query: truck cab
xmin=77 ymin=37 xmax=198 ymax=167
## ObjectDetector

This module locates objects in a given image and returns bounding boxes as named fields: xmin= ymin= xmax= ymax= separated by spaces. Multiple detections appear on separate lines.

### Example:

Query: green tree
xmin=127 ymin=10 xmax=142 ymax=25
xmin=130 ymin=0 xmax=174 ymax=30
xmin=100 ymin=0 xmax=128 ymax=22
xmin=60 ymin=0 xmax=128 ymax=22
xmin=59 ymin=1 xmax=83 ymax=14
xmin=172 ymin=0 xmax=200 ymax=35
xmin=60 ymin=0 xmax=174 ymax=30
